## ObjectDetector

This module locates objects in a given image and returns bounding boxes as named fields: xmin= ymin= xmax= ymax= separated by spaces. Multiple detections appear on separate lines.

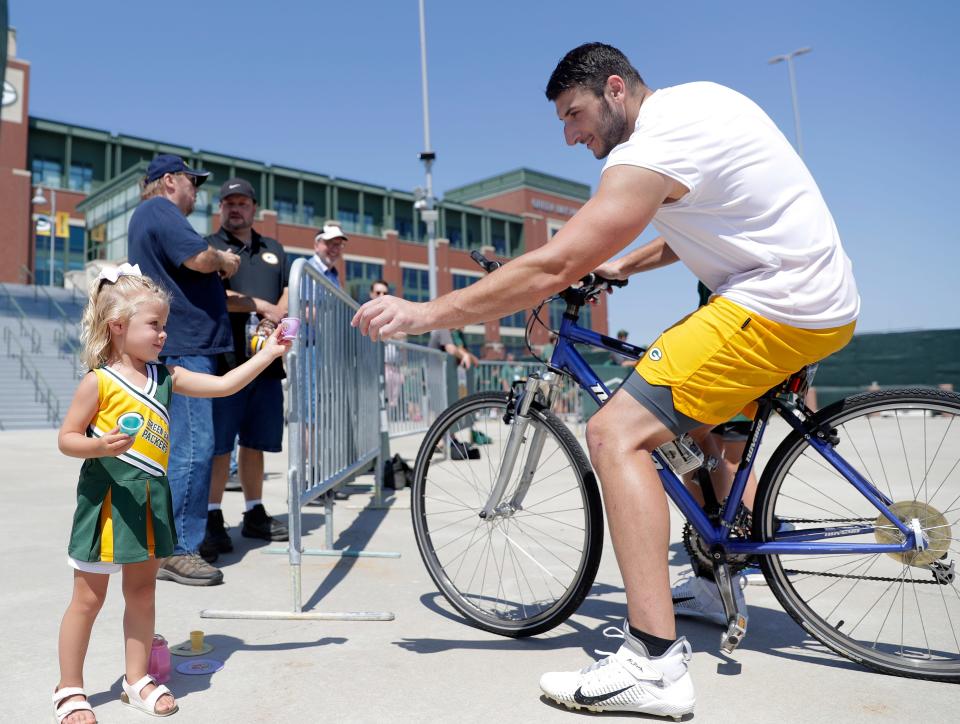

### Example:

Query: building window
xmin=395 ymin=199 xmax=415 ymax=240
xmin=274 ymin=197 xmax=297 ymax=223
xmin=345 ymin=259 xmax=385 ymax=302
xmin=445 ymin=211 xmax=463 ymax=248
xmin=32 ymin=157 xmax=63 ymax=188
xmin=452 ymin=273 xmax=480 ymax=291
xmin=508 ymin=221 xmax=524 ymax=255
xmin=501 ymin=310 xmax=527 ymax=328
xmin=337 ymin=188 xmax=360 ymax=232
xmin=402 ymin=267 xmax=430 ymax=303
xmin=465 ymin=213 xmax=482 ymax=250
xmin=491 ymin=219 xmax=507 ymax=256
xmin=68 ymin=163 xmax=94 ymax=193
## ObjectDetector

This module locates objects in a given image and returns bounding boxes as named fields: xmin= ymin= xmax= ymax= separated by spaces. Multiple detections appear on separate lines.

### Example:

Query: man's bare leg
xmin=238 ymin=447 xmax=264 ymax=501
xmin=585 ymin=389 xmax=685 ymax=639
xmin=209 ymin=453 xmax=230 ymax=505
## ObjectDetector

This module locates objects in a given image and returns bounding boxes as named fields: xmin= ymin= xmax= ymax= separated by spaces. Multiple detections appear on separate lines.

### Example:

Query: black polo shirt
xmin=207 ymin=227 xmax=288 ymax=378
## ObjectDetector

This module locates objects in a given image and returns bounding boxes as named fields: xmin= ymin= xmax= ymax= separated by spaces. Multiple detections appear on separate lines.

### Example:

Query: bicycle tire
xmin=754 ymin=387 xmax=960 ymax=682
xmin=411 ymin=391 xmax=603 ymax=637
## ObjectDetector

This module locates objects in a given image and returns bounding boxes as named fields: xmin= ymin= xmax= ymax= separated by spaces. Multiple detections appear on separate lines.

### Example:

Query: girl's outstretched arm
xmin=58 ymin=372 xmax=136 ymax=458
xmin=170 ymin=327 xmax=291 ymax=398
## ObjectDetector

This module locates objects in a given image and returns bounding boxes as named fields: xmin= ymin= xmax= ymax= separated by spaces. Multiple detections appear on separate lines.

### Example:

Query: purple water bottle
xmin=148 ymin=634 xmax=172 ymax=684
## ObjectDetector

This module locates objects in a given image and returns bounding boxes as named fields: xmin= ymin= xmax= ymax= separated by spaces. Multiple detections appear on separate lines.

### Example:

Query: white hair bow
xmin=97 ymin=263 xmax=142 ymax=284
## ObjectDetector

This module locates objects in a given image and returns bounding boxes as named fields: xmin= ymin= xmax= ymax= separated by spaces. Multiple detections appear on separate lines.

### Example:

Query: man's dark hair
xmin=370 ymin=279 xmax=389 ymax=291
xmin=545 ymin=42 xmax=645 ymax=101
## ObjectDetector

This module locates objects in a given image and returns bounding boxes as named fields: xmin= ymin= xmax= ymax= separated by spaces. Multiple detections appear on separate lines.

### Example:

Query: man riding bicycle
xmin=353 ymin=42 xmax=859 ymax=719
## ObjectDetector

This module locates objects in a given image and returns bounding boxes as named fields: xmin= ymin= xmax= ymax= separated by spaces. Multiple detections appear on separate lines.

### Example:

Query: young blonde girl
xmin=53 ymin=263 xmax=290 ymax=724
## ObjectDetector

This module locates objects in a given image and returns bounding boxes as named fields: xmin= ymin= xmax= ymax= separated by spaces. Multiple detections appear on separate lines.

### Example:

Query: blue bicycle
xmin=410 ymin=253 xmax=960 ymax=682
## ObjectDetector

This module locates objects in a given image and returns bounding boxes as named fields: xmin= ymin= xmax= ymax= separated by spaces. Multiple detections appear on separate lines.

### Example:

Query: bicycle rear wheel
xmin=411 ymin=392 xmax=603 ymax=637
xmin=755 ymin=388 xmax=960 ymax=681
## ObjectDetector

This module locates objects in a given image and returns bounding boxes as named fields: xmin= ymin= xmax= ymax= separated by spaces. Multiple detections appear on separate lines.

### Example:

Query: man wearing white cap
xmin=307 ymin=221 xmax=348 ymax=287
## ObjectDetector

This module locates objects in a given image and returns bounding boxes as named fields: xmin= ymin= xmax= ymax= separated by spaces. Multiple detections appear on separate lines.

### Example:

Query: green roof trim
xmin=444 ymin=168 xmax=591 ymax=203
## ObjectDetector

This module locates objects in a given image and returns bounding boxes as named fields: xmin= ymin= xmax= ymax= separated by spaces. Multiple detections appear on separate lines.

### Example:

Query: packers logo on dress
xmin=261 ymin=252 xmax=279 ymax=265
xmin=648 ymin=347 xmax=663 ymax=362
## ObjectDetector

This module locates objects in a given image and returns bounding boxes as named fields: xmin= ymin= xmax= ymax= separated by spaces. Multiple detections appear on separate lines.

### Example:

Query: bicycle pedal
xmin=720 ymin=613 xmax=748 ymax=654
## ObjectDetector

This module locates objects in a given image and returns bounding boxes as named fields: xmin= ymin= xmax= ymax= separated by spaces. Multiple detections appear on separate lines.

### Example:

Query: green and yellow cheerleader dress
xmin=68 ymin=363 xmax=178 ymax=565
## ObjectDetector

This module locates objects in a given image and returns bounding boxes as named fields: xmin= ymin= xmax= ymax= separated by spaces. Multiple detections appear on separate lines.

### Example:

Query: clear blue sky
xmin=10 ymin=1 xmax=959 ymax=343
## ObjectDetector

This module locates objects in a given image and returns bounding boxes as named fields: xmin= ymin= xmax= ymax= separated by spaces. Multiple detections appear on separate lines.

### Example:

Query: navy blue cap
xmin=144 ymin=154 xmax=210 ymax=186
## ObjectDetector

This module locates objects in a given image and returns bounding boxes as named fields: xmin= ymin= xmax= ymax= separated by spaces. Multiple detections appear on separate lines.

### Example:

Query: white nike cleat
xmin=672 ymin=571 xmax=747 ymax=627
xmin=539 ymin=632 xmax=695 ymax=720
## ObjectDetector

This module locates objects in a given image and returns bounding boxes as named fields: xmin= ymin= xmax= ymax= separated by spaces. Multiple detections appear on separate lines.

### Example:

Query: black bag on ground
xmin=450 ymin=437 xmax=481 ymax=461
xmin=383 ymin=453 xmax=414 ymax=489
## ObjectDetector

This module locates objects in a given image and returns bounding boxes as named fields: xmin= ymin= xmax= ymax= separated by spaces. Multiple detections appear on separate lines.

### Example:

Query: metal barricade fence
xmin=201 ymin=259 xmax=395 ymax=622
xmin=475 ymin=360 xmax=585 ymax=423
xmin=384 ymin=340 xmax=448 ymax=439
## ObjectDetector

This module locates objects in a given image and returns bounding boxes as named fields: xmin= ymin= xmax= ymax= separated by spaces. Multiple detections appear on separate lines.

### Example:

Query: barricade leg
xmin=200 ymin=258 xmax=399 ymax=623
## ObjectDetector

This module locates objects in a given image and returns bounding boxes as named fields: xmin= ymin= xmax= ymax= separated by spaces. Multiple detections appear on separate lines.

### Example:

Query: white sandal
xmin=53 ymin=687 xmax=96 ymax=724
xmin=120 ymin=675 xmax=179 ymax=717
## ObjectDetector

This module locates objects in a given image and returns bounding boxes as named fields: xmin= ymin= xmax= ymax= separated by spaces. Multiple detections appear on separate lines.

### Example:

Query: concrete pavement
xmin=1 ymin=425 xmax=951 ymax=723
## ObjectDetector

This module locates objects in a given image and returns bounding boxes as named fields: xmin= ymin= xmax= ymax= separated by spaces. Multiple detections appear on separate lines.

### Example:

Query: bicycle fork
xmin=479 ymin=371 xmax=561 ymax=520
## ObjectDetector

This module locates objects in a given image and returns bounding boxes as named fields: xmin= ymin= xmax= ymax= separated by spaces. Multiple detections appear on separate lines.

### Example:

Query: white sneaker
xmin=539 ymin=632 xmax=695 ymax=720
xmin=671 ymin=571 xmax=746 ymax=627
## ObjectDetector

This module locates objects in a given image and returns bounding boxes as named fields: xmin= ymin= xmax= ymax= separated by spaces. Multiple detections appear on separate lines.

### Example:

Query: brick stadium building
xmin=0 ymin=29 xmax=608 ymax=358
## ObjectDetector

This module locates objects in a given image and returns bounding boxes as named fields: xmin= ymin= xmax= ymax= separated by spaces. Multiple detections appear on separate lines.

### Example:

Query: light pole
xmin=417 ymin=0 xmax=439 ymax=300
xmin=768 ymin=46 xmax=811 ymax=157
xmin=31 ymin=185 xmax=56 ymax=287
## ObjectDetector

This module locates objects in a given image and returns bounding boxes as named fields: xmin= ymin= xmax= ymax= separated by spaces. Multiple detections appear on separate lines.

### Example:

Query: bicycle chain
xmin=779 ymin=567 xmax=943 ymax=584
xmin=764 ymin=518 xmax=946 ymax=585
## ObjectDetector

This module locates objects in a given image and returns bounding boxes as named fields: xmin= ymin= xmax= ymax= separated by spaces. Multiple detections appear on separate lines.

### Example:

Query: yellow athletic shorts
xmin=635 ymin=296 xmax=856 ymax=425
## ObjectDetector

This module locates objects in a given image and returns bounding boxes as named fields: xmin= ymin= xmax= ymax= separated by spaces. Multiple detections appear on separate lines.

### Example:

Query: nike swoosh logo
xmin=673 ymin=596 xmax=694 ymax=603
xmin=228 ymin=183 xmax=241 ymax=189
xmin=573 ymin=684 xmax=634 ymax=705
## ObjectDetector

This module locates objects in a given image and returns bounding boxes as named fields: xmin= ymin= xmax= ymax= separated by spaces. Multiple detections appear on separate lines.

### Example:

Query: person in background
xmin=201 ymin=178 xmax=290 ymax=563
xmin=127 ymin=154 xmax=239 ymax=587
xmin=307 ymin=221 xmax=348 ymax=287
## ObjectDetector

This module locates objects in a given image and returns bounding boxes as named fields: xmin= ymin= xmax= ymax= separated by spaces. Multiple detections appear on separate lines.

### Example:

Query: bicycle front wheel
xmin=411 ymin=392 xmax=603 ymax=637
xmin=755 ymin=388 xmax=960 ymax=682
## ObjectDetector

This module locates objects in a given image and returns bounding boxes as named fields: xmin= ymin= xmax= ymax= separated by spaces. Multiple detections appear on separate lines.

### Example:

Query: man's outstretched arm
xmin=352 ymin=165 xmax=678 ymax=340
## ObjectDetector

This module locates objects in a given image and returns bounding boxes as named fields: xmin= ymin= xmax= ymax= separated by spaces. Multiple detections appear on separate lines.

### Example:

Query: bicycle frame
xmin=542 ymin=312 xmax=923 ymax=559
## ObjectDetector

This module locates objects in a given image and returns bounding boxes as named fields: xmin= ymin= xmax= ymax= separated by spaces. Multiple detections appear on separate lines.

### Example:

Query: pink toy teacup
xmin=279 ymin=317 xmax=300 ymax=341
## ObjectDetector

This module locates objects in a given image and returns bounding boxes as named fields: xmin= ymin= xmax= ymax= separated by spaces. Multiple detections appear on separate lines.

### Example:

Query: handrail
xmin=20 ymin=264 xmax=85 ymax=308
xmin=0 ymin=281 xmax=43 ymax=353
xmin=14 ymin=267 xmax=83 ymax=371
xmin=2 ymin=326 xmax=62 ymax=425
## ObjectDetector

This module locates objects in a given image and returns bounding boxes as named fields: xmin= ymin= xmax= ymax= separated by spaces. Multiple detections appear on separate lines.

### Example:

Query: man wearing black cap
xmin=200 ymin=178 xmax=289 ymax=562
xmin=128 ymin=154 xmax=240 ymax=586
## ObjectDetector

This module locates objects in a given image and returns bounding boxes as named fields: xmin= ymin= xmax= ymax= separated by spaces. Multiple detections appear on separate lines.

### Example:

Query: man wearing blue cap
xmin=128 ymin=154 xmax=241 ymax=586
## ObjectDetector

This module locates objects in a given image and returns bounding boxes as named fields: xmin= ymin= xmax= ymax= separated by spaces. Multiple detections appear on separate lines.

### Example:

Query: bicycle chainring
xmin=681 ymin=505 xmax=754 ymax=575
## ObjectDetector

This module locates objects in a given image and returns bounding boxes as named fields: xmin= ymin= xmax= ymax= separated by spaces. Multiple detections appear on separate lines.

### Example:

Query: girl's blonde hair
xmin=79 ymin=272 xmax=171 ymax=371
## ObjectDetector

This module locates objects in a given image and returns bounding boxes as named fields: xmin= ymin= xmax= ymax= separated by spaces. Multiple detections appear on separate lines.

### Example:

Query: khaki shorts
xmin=633 ymin=296 xmax=855 ymax=426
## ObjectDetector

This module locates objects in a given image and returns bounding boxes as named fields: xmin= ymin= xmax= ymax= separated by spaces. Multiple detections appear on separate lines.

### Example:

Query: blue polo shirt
xmin=127 ymin=197 xmax=231 ymax=357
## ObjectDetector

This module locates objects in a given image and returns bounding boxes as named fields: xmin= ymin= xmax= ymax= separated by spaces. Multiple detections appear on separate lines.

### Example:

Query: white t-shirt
xmin=603 ymin=81 xmax=859 ymax=329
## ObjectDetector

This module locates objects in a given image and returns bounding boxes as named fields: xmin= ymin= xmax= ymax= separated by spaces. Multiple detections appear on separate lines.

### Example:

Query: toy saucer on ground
xmin=170 ymin=640 xmax=214 ymax=657
xmin=175 ymin=659 xmax=223 ymax=675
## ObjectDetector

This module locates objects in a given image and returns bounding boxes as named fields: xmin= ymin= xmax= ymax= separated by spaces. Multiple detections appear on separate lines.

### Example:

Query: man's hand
xmin=256 ymin=301 xmax=283 ymax=324
xmin=352 ymin=295 xmax=431 ymax=341
xmin=219 ymin=250 xmax=241 ymax=279
xmin=458 ymin=352 xmax=474 ymax=369
xmin=592 ymin=260 xmax=629 ymax=282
